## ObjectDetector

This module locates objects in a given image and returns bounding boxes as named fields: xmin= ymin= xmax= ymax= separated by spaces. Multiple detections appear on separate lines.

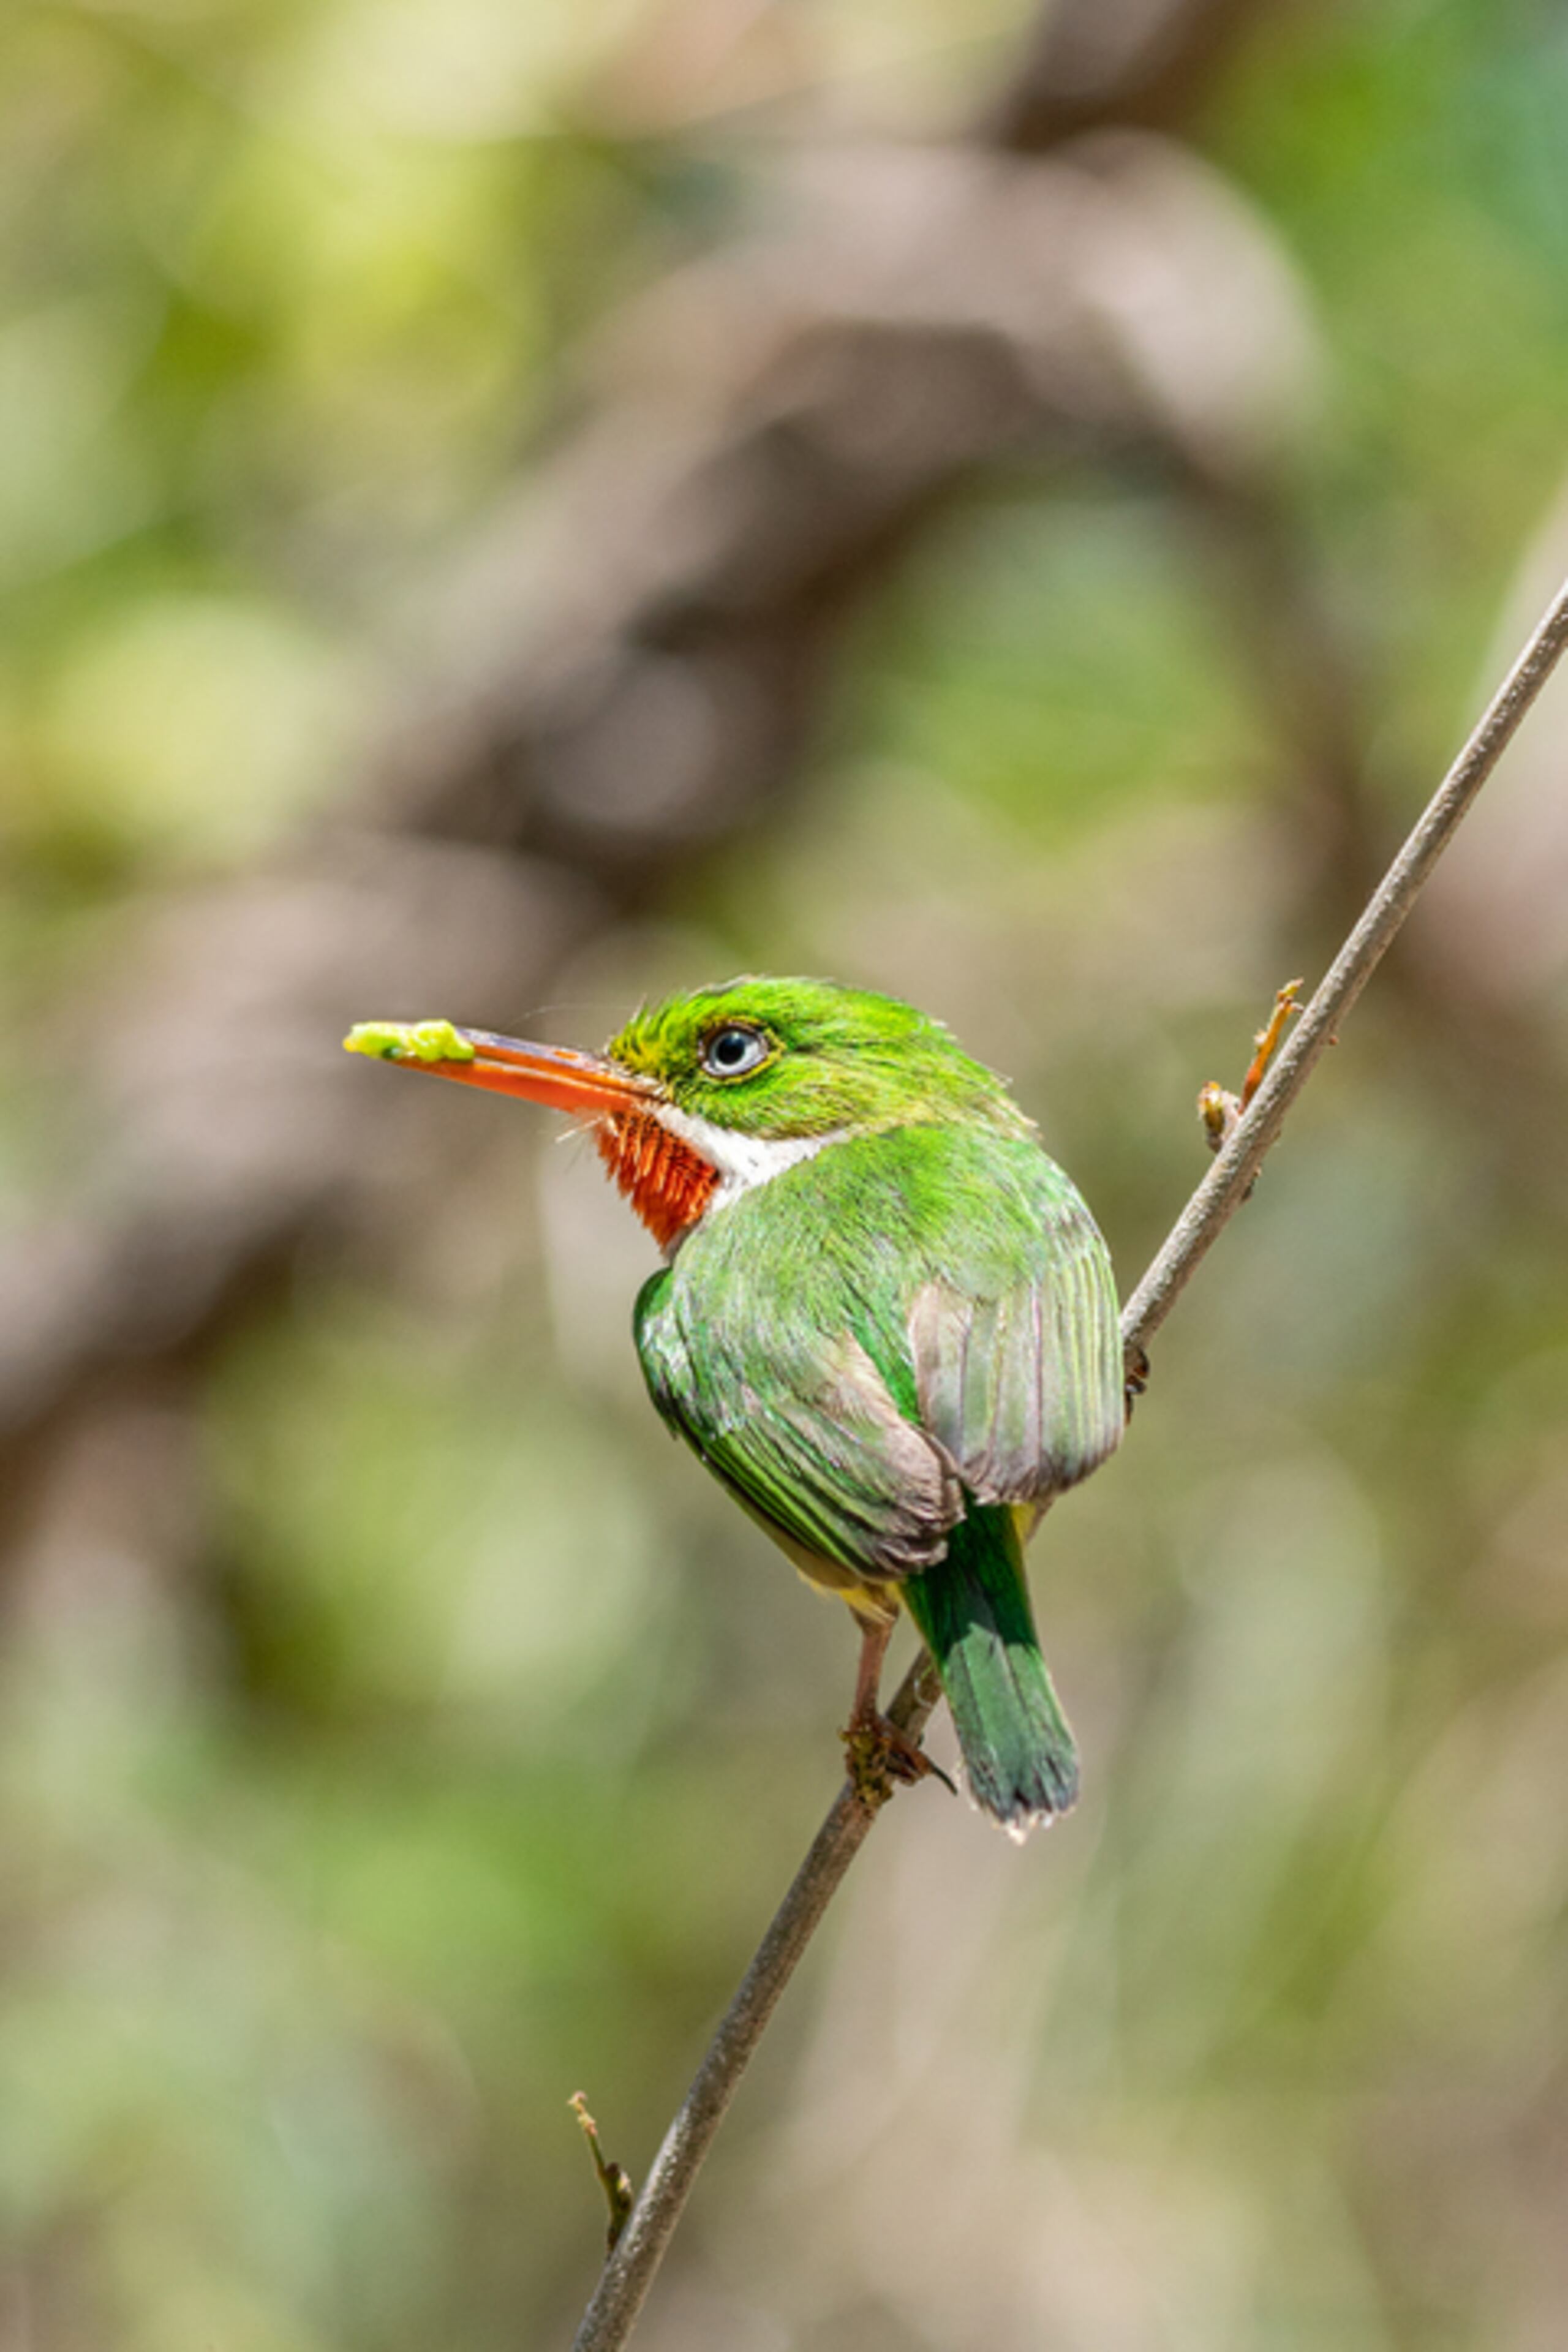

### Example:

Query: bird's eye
xmin=701 ymin=1025 xmax=771 ymax=1079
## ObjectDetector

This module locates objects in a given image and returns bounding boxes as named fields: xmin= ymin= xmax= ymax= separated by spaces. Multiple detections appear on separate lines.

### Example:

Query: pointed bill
xmin=344 ymin=1020 xmax=657 ymax=1118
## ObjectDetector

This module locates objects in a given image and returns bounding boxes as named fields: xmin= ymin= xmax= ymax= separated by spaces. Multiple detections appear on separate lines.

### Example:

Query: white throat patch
xmin=655 ymin=1103 xmax=845 ymax=1216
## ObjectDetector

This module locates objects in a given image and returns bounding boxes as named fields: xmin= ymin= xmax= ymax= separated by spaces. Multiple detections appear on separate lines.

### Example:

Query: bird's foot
xmin=1124 ymin=1340 xmax=1150 ymax=1422
xmin=1199 ymin=976 xmax=1304 ymax=1183
xmin=840 ymin=1709 xmax=956 ymax=1812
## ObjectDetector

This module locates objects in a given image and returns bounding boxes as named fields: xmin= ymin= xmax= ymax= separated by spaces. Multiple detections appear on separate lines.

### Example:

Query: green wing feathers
xmin=637 ymin=1293 xmax=962 ymax=1575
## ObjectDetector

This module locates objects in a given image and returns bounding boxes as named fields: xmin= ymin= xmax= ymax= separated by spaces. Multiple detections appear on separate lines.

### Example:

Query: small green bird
xmin=345 ymin=980 xmax=1125 ymax=1835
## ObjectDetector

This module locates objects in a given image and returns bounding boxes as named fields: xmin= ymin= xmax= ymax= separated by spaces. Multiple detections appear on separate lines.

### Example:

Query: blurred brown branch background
xmin=4 ymin=0 xmax=1568 ymax=2345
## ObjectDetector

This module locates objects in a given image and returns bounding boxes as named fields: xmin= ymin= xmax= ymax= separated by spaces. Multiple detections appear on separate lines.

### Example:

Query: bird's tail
xmin=902 ymin=1504 xmax=1077 ymax=1836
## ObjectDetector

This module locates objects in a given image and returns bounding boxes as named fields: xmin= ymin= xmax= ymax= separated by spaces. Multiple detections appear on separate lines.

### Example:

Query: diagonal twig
xmin=567 ymin=573 xmax=1568 ymax=2352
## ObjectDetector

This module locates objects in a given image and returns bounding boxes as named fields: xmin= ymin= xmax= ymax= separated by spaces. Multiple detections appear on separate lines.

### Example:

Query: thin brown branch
xmin=566 ymin=571 xmax=1568 ymax=2352
xmin=566 ymin=1655 xmax=941 ymax=2352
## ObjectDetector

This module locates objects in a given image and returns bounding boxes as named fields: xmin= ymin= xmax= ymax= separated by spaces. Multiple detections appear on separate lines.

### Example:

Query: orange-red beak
xmin=440 ymin=1029 xmax=658 ymax=1117
xmin=344 ymin=1019 xmax=657 ymax=1120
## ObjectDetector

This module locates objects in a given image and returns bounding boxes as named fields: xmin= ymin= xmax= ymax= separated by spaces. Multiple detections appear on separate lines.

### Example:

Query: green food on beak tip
xmin=343 ymin=1018 xmax=475 ymax=1065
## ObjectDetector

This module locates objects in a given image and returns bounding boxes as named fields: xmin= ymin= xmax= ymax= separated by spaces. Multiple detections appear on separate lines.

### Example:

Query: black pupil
xmin=712 ymin=1030 xmax=755 ymax=1069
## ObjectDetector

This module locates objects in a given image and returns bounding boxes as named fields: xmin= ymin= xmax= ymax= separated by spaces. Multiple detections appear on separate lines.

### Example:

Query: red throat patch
xmin=596 ymin=1109 xmax=718 ymax=1250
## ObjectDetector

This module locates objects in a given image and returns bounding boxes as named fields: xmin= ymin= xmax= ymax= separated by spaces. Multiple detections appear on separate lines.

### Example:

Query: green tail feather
xmin=902 ymin=1505 xmax=1078 ymax=1833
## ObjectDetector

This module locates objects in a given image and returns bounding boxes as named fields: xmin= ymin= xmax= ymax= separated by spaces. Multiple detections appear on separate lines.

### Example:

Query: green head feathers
xmin=609 ymin=977 xmax=1033 ymax=1141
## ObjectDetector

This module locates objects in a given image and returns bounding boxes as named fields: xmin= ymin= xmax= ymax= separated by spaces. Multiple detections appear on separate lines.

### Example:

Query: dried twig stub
xmin=570 ymin=2095 xmax=636 ymax=2255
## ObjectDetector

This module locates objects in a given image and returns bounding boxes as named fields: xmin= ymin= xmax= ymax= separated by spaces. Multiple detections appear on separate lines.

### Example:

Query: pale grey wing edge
xmin=908 ymin=1207 xmax=1123 ymax=1505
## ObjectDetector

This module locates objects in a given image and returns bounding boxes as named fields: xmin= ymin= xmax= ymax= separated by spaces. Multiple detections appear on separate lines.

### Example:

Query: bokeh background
xmin=5 ymin=0 xmax=1568 ymax=2345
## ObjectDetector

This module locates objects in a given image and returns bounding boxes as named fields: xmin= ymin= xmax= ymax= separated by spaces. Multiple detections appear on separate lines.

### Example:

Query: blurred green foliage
xmin=5 ymin=2 xmax=1568 ymax=2348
